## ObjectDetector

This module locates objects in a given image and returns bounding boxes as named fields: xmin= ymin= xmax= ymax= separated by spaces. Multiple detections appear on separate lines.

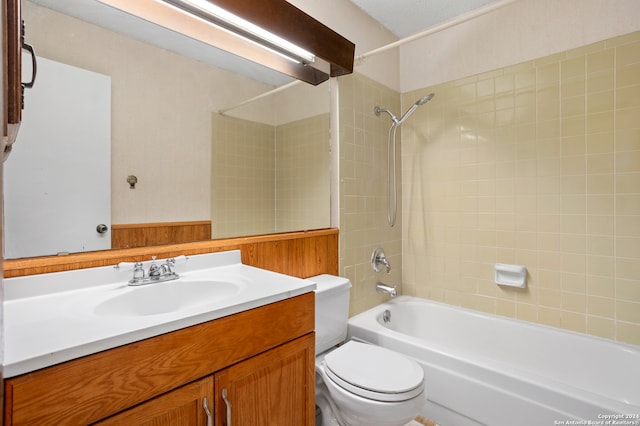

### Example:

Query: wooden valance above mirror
xmin=98 ymin=0 xmax=355 ymax=85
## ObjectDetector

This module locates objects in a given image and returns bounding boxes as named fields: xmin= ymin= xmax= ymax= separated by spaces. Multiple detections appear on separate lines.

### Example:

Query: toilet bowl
xmin=311 ymin=274 xmax=425 ymax=426
xmin=317 ymin=341 xmax=426 ymax=426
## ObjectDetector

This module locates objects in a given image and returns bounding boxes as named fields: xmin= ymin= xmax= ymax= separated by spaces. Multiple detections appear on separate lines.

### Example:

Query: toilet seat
xmin=322 ymin=341 xmax=424 ymax=402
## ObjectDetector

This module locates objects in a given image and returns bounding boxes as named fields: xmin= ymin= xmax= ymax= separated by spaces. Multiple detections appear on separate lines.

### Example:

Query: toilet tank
xmin=310 ymin=274 xmax=352 ymax=354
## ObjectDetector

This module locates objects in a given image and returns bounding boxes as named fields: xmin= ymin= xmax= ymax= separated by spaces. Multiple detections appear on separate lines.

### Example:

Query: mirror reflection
xmin=4 ymin=0 xmax=331 ymax=259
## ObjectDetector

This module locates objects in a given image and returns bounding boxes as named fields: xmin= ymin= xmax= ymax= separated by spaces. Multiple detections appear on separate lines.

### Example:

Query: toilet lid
xmin=323 ymin=341 xmax=424 ymax=402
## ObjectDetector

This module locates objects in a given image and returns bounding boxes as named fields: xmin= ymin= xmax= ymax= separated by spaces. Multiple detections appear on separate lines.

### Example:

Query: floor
xmin=408 ymin=416 xmax=439 ymax=426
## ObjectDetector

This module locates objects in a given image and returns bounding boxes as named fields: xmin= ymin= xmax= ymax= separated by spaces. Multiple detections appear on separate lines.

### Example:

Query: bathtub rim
xmin=347 ymin=295 xmax=640 ymax=416
xmin=351 ymin=295 xmax=640 ymax=353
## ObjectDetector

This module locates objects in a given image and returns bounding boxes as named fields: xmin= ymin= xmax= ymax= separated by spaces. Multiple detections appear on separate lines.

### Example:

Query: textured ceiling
xmin=348 ymin=0 xmax=500 ymax=38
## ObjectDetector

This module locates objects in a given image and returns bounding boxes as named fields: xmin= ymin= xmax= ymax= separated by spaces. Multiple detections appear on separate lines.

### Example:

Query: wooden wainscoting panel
xmin=242 ymin=230 xmax=338 ymax=277
xmin=111 ymin=221 xmax=212 ymax=249
xmin=4 ymin=228 xmax=339 ymax=278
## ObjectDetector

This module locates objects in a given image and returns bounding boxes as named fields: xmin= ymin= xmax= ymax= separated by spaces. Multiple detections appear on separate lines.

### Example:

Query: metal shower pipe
xmin=375 ymin=93 xmax=435 ymax=227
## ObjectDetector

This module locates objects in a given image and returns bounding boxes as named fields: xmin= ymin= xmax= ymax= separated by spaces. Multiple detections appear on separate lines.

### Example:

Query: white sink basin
xmin=3 ymin=250 xmax=316 ymax=378
xmin=93 ymin=279 xmax=242 ymax=317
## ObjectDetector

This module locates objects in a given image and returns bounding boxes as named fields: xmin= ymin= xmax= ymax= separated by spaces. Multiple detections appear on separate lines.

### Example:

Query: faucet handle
xmin=162 ymin=258 xmax=176 ymax=274
xmin=371 ymin=247 xmax=391 ymax=273
xmin=132 ymin=262 xmax=145 ymax=281
xmin=148 ymin=256 xmax=161 ymax=276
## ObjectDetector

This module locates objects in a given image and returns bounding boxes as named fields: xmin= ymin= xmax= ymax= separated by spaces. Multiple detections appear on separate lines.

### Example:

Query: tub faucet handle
xmin=371 ymin=247 xmax=391 ymax=273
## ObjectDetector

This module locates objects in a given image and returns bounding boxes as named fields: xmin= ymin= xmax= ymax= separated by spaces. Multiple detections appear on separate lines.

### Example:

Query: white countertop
xmin=3 ymin=250 xmax=316 ymax=378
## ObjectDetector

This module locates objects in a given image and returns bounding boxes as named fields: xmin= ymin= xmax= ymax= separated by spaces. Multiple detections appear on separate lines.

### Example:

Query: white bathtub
xmin=347 ymin=296 xmax=640 ymax=426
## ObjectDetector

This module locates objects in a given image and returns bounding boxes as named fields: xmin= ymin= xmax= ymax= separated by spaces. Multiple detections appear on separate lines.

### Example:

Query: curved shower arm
xmin=374 ymin=106 xmax=399 ymax=125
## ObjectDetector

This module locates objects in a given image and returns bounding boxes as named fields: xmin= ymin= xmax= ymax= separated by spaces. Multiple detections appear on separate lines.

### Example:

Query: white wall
xmin=229 ymin=80 xmax=331 ymax=127
xmin=400 ymin=0 xmax=640 ymax=92
xmin=24 ymin=1 xmax=272 ymax=225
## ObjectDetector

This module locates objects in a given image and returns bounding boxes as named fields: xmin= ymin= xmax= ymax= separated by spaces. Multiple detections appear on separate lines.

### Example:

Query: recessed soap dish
xmin=494 ymin=263 xmax=527 ymax=288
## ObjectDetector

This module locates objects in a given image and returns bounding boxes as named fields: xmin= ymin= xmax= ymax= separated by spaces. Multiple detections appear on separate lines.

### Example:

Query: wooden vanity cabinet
xmin=4 ymin=293 xmax=315 ymax=425
xmin=215 ymin=333 xmax=315 ymax=426
xmin=2 ymin=0 xmax=22 ymax=152
xmin=94 ymin=334 xmax=315 ymax=426
xmin=94 ymin=376 xmax=215 ymax=426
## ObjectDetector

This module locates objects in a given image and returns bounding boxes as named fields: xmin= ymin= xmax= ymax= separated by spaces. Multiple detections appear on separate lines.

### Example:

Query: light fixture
xmin=160 ymin=0 xmax=316 ymax=65
xmin=96 ymin=0 xmax=354 ymax=85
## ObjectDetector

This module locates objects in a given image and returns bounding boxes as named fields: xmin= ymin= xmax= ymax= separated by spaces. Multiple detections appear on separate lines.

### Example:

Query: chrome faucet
xmin=125 ymin=256 xmax=181 ymax=286
xmin=376 ymin=282 xmax=397 ymax=298
xmin=371 ymin=247 xmax=391 ymax=273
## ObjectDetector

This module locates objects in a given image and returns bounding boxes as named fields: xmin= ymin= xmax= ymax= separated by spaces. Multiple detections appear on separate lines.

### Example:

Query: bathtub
xmin=347 ymin=296 xmax=640 ymax=426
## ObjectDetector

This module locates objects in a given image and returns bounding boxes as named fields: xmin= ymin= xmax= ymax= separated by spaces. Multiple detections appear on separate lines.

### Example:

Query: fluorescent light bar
xmin=161 ymin=0 xmax=316 ymax=64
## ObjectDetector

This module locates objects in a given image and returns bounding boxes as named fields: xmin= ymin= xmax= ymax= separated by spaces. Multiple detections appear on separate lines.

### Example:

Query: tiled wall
xmin=275 ymin=114 xmax=331 ymax=232
xmin=211 ymin=114 xmax=275 ymax=238
xmin=338 ymin=73 xmax=403 ymax=315
xmin=402 ymin=32 xmax=640 ymax=345
xmin=212 ymin=113 xmax=330 ymax=238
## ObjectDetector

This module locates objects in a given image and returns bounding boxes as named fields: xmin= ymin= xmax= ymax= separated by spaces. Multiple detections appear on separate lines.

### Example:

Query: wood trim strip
xmin=111 ymin=220 xmax=212 ymax=249
xmin=111 ymin=220 xmax=211 ymax=230
xmin=4 ymin=228 xmax=339 ymax=278
xmin=4 ymin=293 xmax=314 ymax=425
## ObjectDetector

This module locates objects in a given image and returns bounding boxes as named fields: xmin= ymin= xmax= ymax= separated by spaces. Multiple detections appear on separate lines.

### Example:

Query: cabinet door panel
xmin=3 ymin=0 xmax=22 ymax=149
xmin=94 ymin=376 xmax=214 ymax=426
xmin=5 ymin=0 xmax=21 ymax=126
xmin=215 ymin=333 xmax=315 ymax=426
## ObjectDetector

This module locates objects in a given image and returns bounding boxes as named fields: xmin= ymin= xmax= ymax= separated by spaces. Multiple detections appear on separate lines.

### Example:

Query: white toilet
xmin=311 ymin=274 xmax=426 ymax=426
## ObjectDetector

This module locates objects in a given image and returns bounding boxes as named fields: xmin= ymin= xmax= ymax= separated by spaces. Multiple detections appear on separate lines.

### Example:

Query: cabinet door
xmin=215 ymin=333 xmax=315 ymax=426
xmin=3 ymin=0 xmax=21 ymax=151
xmin=93 ymin=376 xmax=214 ymax=426
xmin=4 ymin=0 xmax=20 ymax=123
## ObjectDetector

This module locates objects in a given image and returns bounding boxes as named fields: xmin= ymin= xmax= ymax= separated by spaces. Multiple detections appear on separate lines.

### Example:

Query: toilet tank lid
xmin=309 ymin=274 xmax=351 ymax=294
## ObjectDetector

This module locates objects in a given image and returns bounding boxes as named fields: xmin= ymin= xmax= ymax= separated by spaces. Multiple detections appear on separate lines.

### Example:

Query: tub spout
xmin=376 ymin=282 xmax=397 ymax=298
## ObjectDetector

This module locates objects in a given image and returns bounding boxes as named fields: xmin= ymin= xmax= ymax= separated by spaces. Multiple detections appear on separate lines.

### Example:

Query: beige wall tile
xmin=617 ymin=300 xmax=640 ymax=323
xmin=212 ymin=113 xmax=330 ymax=238
xmin=212 ymin=115 xmax=275 ymax=238
xmin=275 ymin=114 xmax=331 ymax=232
xmin=401 ymin=31 xmax=640 ymax=346
xmin=539 ymin=307 xmax=562 ymax=328
xmin=587 ymin=316 xmax=615 ymax=340
xmin=338 ymin=73 xmax=402 ymax=316
xmin=561 ymin=311 xmax=587 ymax=334
xmin=616 ymin=279 xmax=640 ymax=302
xmin=616 ymin=41 xmax=640 ymax=67
xmin=616 ymin=321 xmax=640 ymax=345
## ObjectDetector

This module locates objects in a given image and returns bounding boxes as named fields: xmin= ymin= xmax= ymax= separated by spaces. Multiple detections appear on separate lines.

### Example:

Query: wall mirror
xmin=4 ymin=0 xmax=331 ymax=259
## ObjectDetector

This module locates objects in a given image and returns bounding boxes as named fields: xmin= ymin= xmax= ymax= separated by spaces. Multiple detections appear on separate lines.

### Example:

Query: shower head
xmin=396 ymin=92 xmax=435 ymax=125
xmin=375 ymin=93 xmax=435 ymax=126
xmin=416 ymin=93 xmax=435 ymax=106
